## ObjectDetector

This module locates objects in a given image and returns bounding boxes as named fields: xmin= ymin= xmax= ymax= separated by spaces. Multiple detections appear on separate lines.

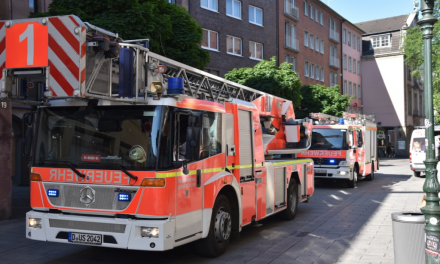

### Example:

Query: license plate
xmin=68 ymin=232 xmax=102 ymax=245
xmin=315 ymin=169 xmax=326 ymax=174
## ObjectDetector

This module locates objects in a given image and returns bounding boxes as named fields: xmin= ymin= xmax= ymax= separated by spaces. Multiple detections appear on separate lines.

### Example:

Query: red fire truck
xmin=0 ymin=16 xmax=315 ymax=256
xmin=297 ymin=113 xmax=378 ymax=188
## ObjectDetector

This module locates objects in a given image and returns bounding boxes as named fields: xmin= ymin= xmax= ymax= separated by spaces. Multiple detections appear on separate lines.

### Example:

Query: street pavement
xmin=0 ymin=158 xmax=425 ymax=264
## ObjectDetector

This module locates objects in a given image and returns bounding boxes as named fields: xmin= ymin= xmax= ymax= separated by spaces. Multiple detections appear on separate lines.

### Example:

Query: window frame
xmin=227 ymin=0 xmax=242 ymax=19
xmin=201 ymin=29 xmax=219 ymax=51
xmin=310 ymin=63 xmax=314 ymax=79
xmin=304 ymin=61 xmax=309 ymax=77
xmin=320 ymin=39 xmax=324 ymax=54
xmin=371 ymin=34 xmax=391 ymax=48
xmin=310 ymin=34 xmax=314 ymax=50
xmin=249 ymin=5 xmax=263 ymax=26
xmin=304 ymin=1 xmax=308 ymax=16
xmin=315 ymin=65 xmax=320 ymax=80
xmin=226 ymin=35 xmax=243 ymax=56
xmin=320 ymin=67 xmax=324 ymax=82
xmin=201 ymin=0 xmax=218 ymax=12
xmin=343 ymin=29 xmax=346 ymax=43
xmin=249 ymin=41 xmax=263 ymax=60
xmin=319 ymin=11 xmax=323 ymax=25
xmin=304 ymin=31 xmax=309 ymax=47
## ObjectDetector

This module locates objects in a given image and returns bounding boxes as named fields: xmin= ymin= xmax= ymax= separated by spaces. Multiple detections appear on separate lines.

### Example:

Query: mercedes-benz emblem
xmin=80 ymin=186 xmax=95 ymax=205
xmin=317 ymin=158 xmax=323 ymax=164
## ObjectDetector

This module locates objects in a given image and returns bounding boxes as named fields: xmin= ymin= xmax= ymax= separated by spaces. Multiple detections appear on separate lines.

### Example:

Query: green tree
xmin=295 ymin=84 xmax=352 ymax=119
xmin=224 ymin=57 xmax=302 ymax=107
xmin=34 ymin=0 xmax=209 ymax=69
xmin=402 ymin=0 xmax=440 ymax=122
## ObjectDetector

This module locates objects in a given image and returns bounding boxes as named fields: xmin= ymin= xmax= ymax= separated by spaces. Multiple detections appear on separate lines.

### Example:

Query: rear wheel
xmin=196 ymin=195 xmax=231 ymax=257
xmin=414 ymin=171 xmax=421 ymax=177
xmin=282 ymin=178 xmax=298 ymax=220
xmin=347 ymin=168 xmax=358 ymax=188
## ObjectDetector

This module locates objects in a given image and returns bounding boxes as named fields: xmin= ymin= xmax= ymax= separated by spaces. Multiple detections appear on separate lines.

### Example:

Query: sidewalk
xmin=0 ymin=158 xmax=426 ymax=264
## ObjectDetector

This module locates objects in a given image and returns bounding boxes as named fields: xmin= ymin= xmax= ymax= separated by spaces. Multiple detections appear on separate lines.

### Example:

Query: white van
xmin=409 ymin=127 xmax=440 ymax=177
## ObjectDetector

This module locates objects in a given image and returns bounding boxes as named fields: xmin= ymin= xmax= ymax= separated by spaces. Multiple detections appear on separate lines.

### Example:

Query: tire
xmin=366 ymin=163 xmax=375 ymax=181
xmin=196 ymin=195 xmax=232 ymax=257
xmin=347 ymin=168 xmax=358 ymax=188
xmin=414 ymin=171 xmax=421 ymax=177
xmin=282 ymin=178 xmax=299 ymax=221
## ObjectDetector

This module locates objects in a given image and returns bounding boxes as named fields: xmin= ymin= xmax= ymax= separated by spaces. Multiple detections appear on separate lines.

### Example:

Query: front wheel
xmin=195 ymin=195 xmax=232 ymax=257
xmin=366 ymin=163 xmax=375 ymax=181
xmin=347 ymin=168 xmax=358 ymax=188
xmin=282 ymin=178 xmax=299 ymax=220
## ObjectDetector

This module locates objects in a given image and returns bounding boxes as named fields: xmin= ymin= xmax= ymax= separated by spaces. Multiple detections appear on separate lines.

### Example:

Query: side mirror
xmin=182 ymin=160 xmax=189 ymax=175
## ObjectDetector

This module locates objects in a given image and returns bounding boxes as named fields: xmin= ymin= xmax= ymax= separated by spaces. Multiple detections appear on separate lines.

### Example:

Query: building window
xmin=343 ymin=81 xmax=347 ymax=94
xmin=352 ymin=35 xmax=356 ymax=49
xmin=315 ymin=65 xmax=319 ymax=80
xmin=357 ymin=61 xmax=360 ymax=74
xmin=305 ymin=61 xmax=309 ymax=76
xmin=353 ymin=83 xmax=357 ymax=98
xmin=348 ymin=31 xmax=351 ymax=46
xmin=285 ymin=54 xmax=290 ymax=63
xmin=315 ymin=9 xmax=319 ymax=22
xmin=320 ymin=39 xmax=324 ymax=54
xmin=353 ymin=59 xmax=356 ymax=72
xmin=310 ymin=34 xmax=314 ymax=50
xmin=304 ymin=1 xmax=308 ymax=16
xmin=227 ymin=0 xmax=242 ymax=19
xmin=309 ymin=4 xmax=313 ymax=19
xmin=304 ymin=31 xmax=309 ymax=47
xmin=310 ymin=64 xmax=314 ymax=79
xmin=249 ymin=41 xmax=263 ymax=60
xmin=358 ymin=85 xmax=361 ymax=99
xmin=249 ymin=5 xmax=263 ymax=26
xmin=371 ymin=34 xmax=391 ymax=48
xmin=348 ymin=56 xmax=351 ymax=72
xmin=349 ymin=82 xmax=352 ymax=96
xmin=201 ymin=0 xmax=218 ymax=12
xmin=319 ymin=11 xmax=323 ymax=25
xmin=202 ymin=29 xmax=218 ymax=51
xmin=343 ymin=29 xmax=346 ymax=43
xmin=315 ymin=37 xmax=319 ymax=52
xmin=343 ymin=54 xmax=347 ymax=69
xmin=334 ymin=73 xmax=337 ymax=85
xmin=320 ymin=67 xmax=324 ymax=82
xmin=168 ymin=0 xmax=176 ymax=3
xmin=330 ymin=72 xmax=334 ymax=86
xmin=227 ymin=36 xmax=242 ymax=56
xmin=292 ymin=57 xmax=297 ymax=72
xmin=357 ymin=37 xmax=360 ymax=51
xmin=30 ymin=0 xmax=35 ymax=12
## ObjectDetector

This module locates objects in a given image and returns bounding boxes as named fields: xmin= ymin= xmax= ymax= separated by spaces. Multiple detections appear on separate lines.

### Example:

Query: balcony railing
xmin=284 ymin=1 xmax=299 ymax=21
xmin=285 ymin=38 xmax=299 ymax=52
xmin=329 ymin=57 xmax=339 ymax=69
xmin=329 ymin=30 xmax=339 ymax=43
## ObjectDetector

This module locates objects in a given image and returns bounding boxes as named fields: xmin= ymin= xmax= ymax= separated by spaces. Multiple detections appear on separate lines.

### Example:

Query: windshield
xmin=34 ymin=105 xmax=173 ymax=171
xmin=310 ymin=128 xmax=347 ymax=150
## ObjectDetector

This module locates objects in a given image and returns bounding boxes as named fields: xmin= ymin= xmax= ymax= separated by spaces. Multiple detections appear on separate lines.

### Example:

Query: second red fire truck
xmin=0 ymin=15 xmax=315 ymax=256
xmin=298 ymin=113 xmax=378 ymax=188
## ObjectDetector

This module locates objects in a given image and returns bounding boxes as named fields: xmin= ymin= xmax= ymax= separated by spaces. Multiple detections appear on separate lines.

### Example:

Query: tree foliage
xmin=295 ymin=85 xmax=352 ymax=119
xmin=224 ymin=57 xmax=302 ymax=107
xmin=34 ymin=0 xmax=210 ymax=69
xmin=402 ymin=1 xmax=440 ymax=122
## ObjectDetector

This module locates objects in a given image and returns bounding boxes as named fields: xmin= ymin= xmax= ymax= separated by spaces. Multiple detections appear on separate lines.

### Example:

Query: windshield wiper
xmin=115 ymin=164 xmax=138 ymax=181
xmin=45 ymin=160 xmax=85 ymax=179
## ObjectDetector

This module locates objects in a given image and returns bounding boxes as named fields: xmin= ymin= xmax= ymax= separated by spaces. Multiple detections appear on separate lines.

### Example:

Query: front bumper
xmin=314 ymin=166 xmax=350 ymax=180
xmin=26 ymin=211 xmax=176 ymax=251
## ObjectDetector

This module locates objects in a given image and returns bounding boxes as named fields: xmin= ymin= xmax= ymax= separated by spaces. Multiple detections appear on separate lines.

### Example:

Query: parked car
xmin=409 ymin=126 xmax=440 ymax=177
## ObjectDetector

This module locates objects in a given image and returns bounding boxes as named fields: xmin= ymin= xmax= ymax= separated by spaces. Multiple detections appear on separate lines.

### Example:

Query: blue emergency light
xmin=329 ymin=159 xmax=335 ymax=164
xmin=118 ymin=193 xmax=131 ymax=202
xmin=47 ymin=189 xmax=59 ymax=197
xmin=167 ymin=77 xmax=184 ymax=94
xmin=338 ymin=118 xmax=344 ymax=124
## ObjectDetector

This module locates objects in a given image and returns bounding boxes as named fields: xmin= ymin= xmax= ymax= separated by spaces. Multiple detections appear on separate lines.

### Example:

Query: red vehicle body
xmin=0 ymin=16 xmax=315 ymax=256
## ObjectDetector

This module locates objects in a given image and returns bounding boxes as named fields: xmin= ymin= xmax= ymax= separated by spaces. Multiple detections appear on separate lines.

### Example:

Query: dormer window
xmin=370 ymin=34 xmax=391 ymax=49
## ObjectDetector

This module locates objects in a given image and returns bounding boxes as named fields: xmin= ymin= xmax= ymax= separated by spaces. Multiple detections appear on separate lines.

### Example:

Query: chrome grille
xmin=43 ymin=183 xmax=138 ymax=211
xmin=49 ymin=219 xmax=126 ymax=233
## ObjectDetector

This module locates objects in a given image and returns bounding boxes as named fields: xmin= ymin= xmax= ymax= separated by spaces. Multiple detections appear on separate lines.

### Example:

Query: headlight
xmin=141 ymin=227 xmax=159 ymax=238
xmin=339 ymin=161 xmax=347 ymax=166
xmin=337 ymin=171 xmax=347 ymax=175
xmin=28 ymin=218 xmax=42 ymax=229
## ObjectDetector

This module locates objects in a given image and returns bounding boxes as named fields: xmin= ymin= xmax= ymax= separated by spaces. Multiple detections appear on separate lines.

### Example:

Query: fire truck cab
xmin=0 ymin=16 xmax=315 ymax=257
xmin=298 ymin=113 xmax=378 ymax=188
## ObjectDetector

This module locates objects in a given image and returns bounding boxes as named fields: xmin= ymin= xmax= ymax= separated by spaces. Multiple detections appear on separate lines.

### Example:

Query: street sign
xmin=377 ymin=134 xmax=386 ymax=140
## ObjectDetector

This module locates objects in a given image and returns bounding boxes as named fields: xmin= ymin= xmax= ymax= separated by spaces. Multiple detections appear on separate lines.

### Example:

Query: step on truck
xmin=297 ymin=113 xmax=378 ymax=188
xmin=0 ymin=16 xmax=315 ymax=256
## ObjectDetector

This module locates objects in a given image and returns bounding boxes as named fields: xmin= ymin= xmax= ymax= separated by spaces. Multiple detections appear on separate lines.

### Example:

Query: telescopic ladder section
xmin=310 ymin=112 xmax=376 ymax=126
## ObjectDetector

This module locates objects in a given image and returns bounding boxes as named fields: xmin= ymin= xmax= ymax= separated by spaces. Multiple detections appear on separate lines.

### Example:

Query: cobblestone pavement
xmin=0 ymin=158 xmax=424 ymax=264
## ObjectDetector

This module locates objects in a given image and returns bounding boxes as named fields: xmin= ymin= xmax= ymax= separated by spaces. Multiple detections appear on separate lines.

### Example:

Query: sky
xmin=323 ymin=0 xmax=417 ymax=23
